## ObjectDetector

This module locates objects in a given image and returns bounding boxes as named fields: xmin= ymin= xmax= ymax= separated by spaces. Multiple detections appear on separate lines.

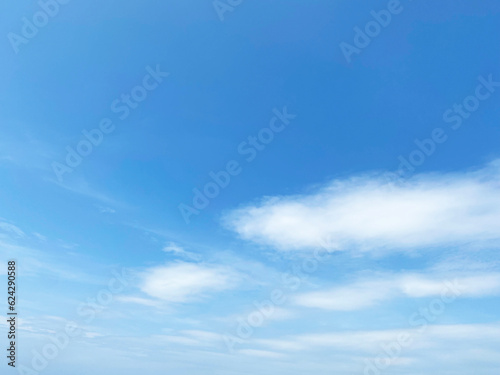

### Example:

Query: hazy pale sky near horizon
xmin=1 ymin=1 xmax=500 ymax=374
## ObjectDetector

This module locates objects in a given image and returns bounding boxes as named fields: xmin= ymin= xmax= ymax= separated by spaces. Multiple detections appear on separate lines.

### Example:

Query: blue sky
xmin=1 ymin=0 xmax=500 ymax=374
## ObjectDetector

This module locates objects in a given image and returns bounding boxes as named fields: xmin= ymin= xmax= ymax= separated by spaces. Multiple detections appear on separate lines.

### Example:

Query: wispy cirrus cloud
xmin=153 ymin=329 xmax=224 ymax=348
xmin=162 ymin=242 xmax=201 ymax=261
xmin=0 ymin=219 xmax=25 ymax=238
xmin=238 ymin=349 xmax=286 ymax=359
xmin=224 ymin=160 xmax=500 ymax=252
xmin=293 ymin=272 xmax=500 ymax=311
xmin=253 ymin=323 xmax=500 ymax=353
xmin=115 ymin=296 xmax=160 ymax=307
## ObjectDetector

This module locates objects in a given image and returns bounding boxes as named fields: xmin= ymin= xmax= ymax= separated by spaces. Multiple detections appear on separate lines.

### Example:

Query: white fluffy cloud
xmin=140 ymin=262 xmax=239 ymax=303
xmin=224 ymin=160 xmax=500 ymax=252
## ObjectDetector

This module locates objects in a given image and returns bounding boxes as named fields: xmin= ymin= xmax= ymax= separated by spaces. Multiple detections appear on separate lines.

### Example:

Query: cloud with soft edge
xmin=140 ymin=262 xmax=239 ymax=303
xmin=224 ymin=160 xmax=500 ymax=252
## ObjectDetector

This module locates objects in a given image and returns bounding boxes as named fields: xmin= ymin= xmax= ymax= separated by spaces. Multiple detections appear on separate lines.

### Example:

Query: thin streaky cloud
xmin=140 ymin=262 xmax=240 ymax=303
xmin=293 ymin=272 xmax=500 ymax=311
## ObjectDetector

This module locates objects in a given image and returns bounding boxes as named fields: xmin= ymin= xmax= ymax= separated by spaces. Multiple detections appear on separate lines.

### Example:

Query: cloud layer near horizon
xmin=224 ymin=160 xmax=500 ymax=252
